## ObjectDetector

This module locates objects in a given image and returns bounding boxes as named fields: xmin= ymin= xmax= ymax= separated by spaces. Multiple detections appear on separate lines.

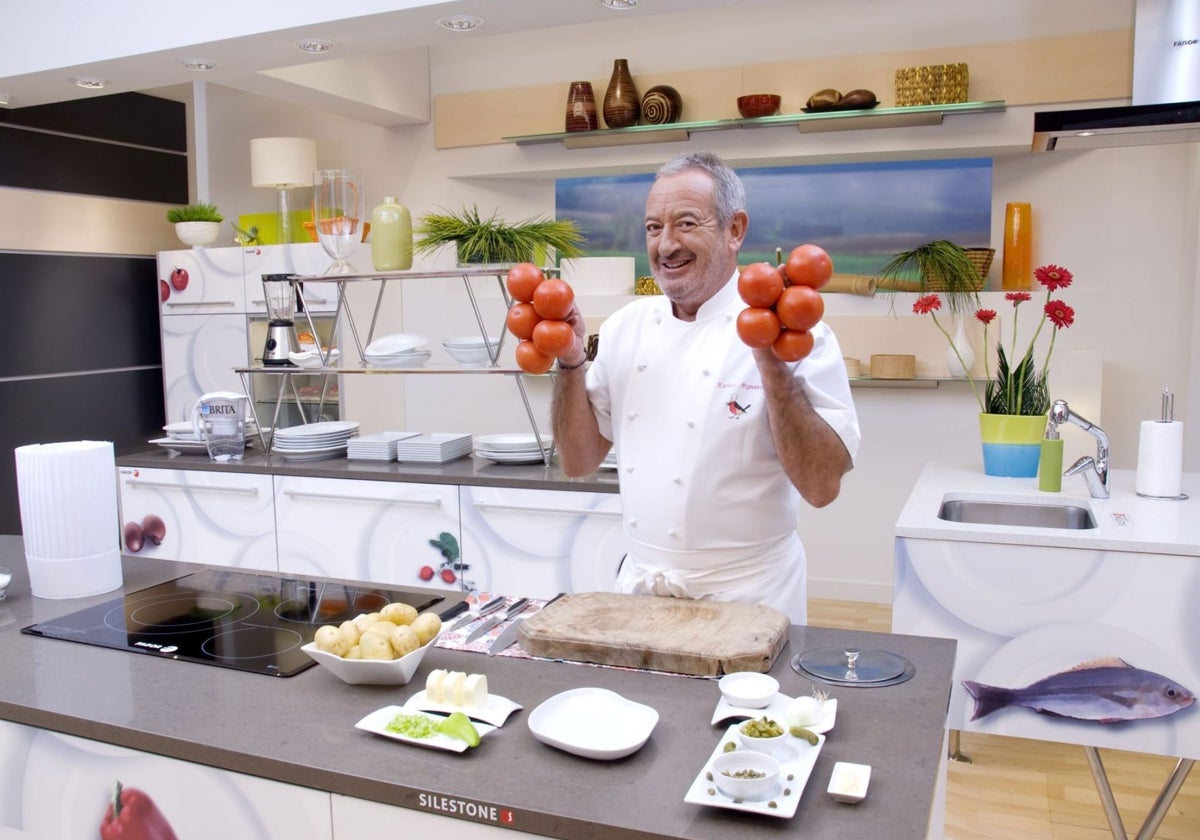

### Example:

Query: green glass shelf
xmin=504 ymin=101 xmax=1006 ymax=149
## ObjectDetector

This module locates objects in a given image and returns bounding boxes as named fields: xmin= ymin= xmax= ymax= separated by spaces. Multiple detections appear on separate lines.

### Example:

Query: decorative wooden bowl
xmin=737 ymin=94 xmax=781 ymax=119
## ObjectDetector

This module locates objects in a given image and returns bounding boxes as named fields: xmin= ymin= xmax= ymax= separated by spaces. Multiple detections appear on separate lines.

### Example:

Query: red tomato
xmin=505 ymin=263 xmax=545 ymax=303
xmin=783 ymin=244 xmax=834 ymax=289
xmin=505 ymin=302 xmax=542 ymax=341
xmin=737 ymin=262 xmax=785 ymax=308
xmin=735 ymin=307 xmax=782 ymax=348
xmin=531 ymin=319 xmax=576 ymax=358
xmin=532 ymin=278 xmax=575 ymax=320
xmin=515 ymin=340 xmax=555 ymax=374
xmin=775 ymin=285 xmax=824 ymax=331
xmin=772 ymin=329 xmax=815 ymax=362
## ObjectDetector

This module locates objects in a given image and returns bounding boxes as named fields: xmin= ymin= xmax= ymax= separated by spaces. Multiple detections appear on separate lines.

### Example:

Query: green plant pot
xmin=978 ymin=413 xmax=1046 ymax=477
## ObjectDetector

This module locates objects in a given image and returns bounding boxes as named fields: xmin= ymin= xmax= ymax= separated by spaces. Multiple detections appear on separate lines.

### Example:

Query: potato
xmin=411 ymin=612 xmax=442 ymax=646
xmin=389 ymin=624 xmax=421 ymax=658
xmin=314 ymin=625 xmax=350 ymax=657
xmin=345 ymin=645 xmax=363 ymax=660
xmin=366 ymin=620 xmax=401 ymax=640
xmin=338 ymin=620 xmax=361 ymax=647
xmin=353 ymin=611 xmax=382 ymax=632
xmin=380 ymin=602 xmax=418 ymax=626
xmin=359 ymin=630 xmax=395 ymax=660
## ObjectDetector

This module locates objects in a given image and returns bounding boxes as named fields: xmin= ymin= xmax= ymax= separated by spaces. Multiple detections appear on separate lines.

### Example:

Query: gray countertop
xmin=0 ymin=538 xmax=954 ymax=839
xmin=119 ymin=449 xmax=620 ymax=494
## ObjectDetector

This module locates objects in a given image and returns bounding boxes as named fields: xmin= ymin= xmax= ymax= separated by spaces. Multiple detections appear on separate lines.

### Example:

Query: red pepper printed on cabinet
xmin=100 ymin=780 xmax=179 ymax=840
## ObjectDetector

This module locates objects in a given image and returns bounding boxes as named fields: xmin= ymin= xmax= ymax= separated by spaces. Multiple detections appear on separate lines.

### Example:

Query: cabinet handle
xmin=250 ymin=295 xmax=330 ymax=306
xmin=164 ymin=301 xmax=239 ymax=309
xmin=124 ymin=478 xmax=260 ymax=495
xmin=471 ymin=501 xmax=621 ymax=518
xmin=282 ymin=489 xmax=443 ymax=507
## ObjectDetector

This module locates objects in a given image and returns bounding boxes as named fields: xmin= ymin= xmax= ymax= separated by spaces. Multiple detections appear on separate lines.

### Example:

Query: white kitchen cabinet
xmin=272 ymin=475 xmax=463 ymax=590
xmin=243 ymin=242 xmax=342 ymax=316
xmin=460 ymin=486 xmax=626 ymax=599
xmin=116 ymin=466 xmax=278 ymax=570
xmin=160 ymin=312 xmax=250 ymax=423
xmin=332 ymin=793 xmax=528 ymax=839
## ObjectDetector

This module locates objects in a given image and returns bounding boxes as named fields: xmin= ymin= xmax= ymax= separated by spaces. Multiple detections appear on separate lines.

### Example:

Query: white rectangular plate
xmin=355 ymin=705 xmax=497 ymax=753
xmin=404 ymin=690 xmax=523 ymax=727
xmin=712 ymin=695 xmax=837 ymax=734
xmin=684 ymin=723 xmax=825 ymax=819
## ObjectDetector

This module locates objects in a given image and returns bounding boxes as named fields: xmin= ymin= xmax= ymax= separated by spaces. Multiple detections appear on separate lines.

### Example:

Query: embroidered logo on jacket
xmin=726 ymin=394 xmax=751 ymax=418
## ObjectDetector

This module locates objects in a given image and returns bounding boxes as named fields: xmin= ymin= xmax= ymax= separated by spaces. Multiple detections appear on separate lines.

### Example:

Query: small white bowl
xmin=711 ymin=749 xmax=780 ymax=802
xmin=443 ymin=342 xmax=498 ymax=366
xmin=827 ymin=761 xmax=872 ymax=803
xmin=300 ymin=631 xmax=438 ymax=685
xmin=719 ymin=671 xmax=779 ymax=709
xmin=737 ymin=716 xmax=789 ymax=757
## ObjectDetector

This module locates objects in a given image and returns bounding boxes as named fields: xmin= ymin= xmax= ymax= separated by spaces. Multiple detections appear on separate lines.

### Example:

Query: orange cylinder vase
xmin=1002 ymin=202 xmax=1032 ymax=291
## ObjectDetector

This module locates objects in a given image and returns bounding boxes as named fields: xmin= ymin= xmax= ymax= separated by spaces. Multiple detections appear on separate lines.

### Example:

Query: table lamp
xmin=250 ymin=137 xmax=318 ymax=244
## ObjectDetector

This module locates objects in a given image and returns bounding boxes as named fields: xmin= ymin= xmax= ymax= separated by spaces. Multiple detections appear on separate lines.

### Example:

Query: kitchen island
xmin=0 ymin=537 xmax=955 ymax=839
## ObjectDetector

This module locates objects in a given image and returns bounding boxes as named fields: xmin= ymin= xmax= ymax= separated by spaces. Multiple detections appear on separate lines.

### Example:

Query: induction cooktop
xmin=22 ymin=568 xmax=453 ymax=677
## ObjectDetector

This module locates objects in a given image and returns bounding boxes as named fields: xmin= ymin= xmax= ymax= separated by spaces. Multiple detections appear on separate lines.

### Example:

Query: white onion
xmin=786 ymin=695 xmax=824 ymax=728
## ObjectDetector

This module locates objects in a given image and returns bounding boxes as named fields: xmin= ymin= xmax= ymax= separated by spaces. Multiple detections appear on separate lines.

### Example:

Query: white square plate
xmin=355 ymin=705 xmax=496 ymax=753
xmin=528 ymin=687 xmax=658 ymax=760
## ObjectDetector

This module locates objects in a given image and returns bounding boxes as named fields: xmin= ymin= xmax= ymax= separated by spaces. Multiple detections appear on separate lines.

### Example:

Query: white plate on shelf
xmin=273 ymin=420 xmax=359 ymax=439
xmin=150 ymin=437 xmax=256 ymax=454
xmin=474 ymin=433 xmax=552 ymax=452
xmin=354 ymin=705 xmax=497 ymax=753
xmin=528 ymin=687 xmax=658 ymax=760
xmin=365 ymin=351 xmax=431 ymax=368
xmin=365 ymin=333 xmax=429 ymax=355
xmin=403 ymin=690 xmax=523 ymax=727
xmin=271 ymin=444 xmax=348 ymax=461
xmin=684 ymin=723 xmax=825 ymax=818
xmin=712 ymin=695 xmax=838 ymax=735
xmin=474 ymin=450 xmax=548 ymax=465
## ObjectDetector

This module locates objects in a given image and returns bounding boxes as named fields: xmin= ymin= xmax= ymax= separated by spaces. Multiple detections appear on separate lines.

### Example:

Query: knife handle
xmin=440 ymin=600 xmax=470 ymax=621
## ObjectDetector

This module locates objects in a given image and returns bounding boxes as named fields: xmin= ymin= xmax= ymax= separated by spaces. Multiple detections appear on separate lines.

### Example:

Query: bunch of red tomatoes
xmin=504 ymin=263 xmax=577 ymax=373
xmin=736 ymin=243 xmax=833 ymax=362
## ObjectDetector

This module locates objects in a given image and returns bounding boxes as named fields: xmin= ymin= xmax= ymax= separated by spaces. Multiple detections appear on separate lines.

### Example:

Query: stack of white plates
xmin=346 ymin=431 xmax=419 ymax=461
xmin=151 ymin=421 xmax=259 ymax=454
xmin=599 ymin=451 xmax=618 ymax=471
xmin=364 ymin=333 xmax=431 ymax=368
xmin=271 ymin=420 xmax=360 ymax=461
xmin=394 ymin=433 xmax=473 ymax=464
xmin=474 ymin=433 xmax=552 ymax=465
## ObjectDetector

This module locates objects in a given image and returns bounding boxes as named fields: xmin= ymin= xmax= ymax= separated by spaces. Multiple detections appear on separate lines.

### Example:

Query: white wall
xmin=183 ymin=0 xmax=1198 ymax=603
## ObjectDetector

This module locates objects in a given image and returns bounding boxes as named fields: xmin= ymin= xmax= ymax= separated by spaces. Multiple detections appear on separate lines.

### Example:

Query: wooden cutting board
xmin=517 ymin=592 xmax=791 ymax=676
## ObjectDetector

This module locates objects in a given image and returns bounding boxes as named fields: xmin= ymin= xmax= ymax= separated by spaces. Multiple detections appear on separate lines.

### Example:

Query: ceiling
xmin=0 ymin=0 xmax=748 ymax=125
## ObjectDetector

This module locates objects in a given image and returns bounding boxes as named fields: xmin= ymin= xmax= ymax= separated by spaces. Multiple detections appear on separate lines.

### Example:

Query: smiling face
xmin=645 ymin=168 xmax=747 ymax=320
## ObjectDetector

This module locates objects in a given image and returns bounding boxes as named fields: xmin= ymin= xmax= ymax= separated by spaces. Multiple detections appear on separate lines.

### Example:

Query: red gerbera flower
xmin=1044 ymin=300 xmax=1075 ymax=329
xmin=912 ymin=294 xmax=942 ymax=315
xmin=1005 ymin=292 xmax=1032 ymax=305
xmin=1035 ymin=264 xmax=1074 ymax=291
xmin=974 ymin=308 xmax=997 ymax=325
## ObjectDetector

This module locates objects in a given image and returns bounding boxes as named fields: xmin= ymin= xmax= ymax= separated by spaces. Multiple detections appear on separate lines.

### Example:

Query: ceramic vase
xmin=175 ymin=221 xmax=220 ymax=247
xmin=603 ymin=59 xmax=640 ymax=129
xmin=564 ymin=81 xmax=598 ymax=132
xmin=640 ymin=85 xmax=682 ymax=125
xmin=979 ymin=413 xmax=1046 ymax=477
xmin=945 ymin=315 xmax=975 ymax=377
xmin=1002 ymin=202 xmax=1032 ymax=290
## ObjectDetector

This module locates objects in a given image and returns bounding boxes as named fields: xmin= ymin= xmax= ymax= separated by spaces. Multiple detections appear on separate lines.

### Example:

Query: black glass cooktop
xmin=22 ymin=568 xmax=452 ymax=677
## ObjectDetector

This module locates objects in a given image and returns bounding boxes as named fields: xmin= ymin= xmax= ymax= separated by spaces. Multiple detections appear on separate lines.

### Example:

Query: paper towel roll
xmin=14 ymin=440 xmax=123 ymax=599
xmin=1135 ymin=420 xmax=1184 ymax=498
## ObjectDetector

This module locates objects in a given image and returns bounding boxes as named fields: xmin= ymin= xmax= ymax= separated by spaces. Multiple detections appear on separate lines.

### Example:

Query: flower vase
xmin=564 ymin=81 xmax=598 ymax=133
xmin=603 ymin=59 xmax=640 ymax=129
xmin=1002 ymin=202 xmax=1032 ymax=290
xmin=945 ymin=315 xmax=975 ymax=378
xmin=979 ymin=413 xmax=1046 ymax=477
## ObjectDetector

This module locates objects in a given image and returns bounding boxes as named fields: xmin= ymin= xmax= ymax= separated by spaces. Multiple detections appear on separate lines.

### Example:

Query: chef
xmin=551 ymin=151 xmax=860 ymax=624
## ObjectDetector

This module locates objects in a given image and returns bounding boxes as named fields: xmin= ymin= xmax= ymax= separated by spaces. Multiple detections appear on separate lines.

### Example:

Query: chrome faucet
xmin=1048 ymin=399 xmax=1110 ymax=499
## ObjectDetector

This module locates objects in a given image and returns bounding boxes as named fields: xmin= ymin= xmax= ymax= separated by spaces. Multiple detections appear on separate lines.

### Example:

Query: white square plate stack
xmin=394 ymin=433 xmax=473 ymax=463
xmin=364 ymin=333 xmax=431 ymax=368
xmin=271 ymin=420 xmax=360 ymax=461
xmin=346 ymin=431 xmax=420 ymax=461
xmin=474 ymin=433 xmax=552 ymax=465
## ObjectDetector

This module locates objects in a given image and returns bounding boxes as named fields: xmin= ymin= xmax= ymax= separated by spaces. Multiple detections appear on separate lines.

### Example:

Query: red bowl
xmin=737 ymin=94 xmax=781 ymax=119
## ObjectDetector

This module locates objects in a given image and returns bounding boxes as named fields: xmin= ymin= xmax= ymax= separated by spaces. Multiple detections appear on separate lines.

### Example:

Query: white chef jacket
xmin=585 ymin=272 xmax=860 ymax=624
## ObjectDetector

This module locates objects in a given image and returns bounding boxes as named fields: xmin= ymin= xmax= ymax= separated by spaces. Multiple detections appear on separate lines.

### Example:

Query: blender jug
xmin=262 ymin=273 xmax=297 ymax=365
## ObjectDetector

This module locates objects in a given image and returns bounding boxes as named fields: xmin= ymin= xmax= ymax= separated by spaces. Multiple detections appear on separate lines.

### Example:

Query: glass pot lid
xmin=791 ymin=646 xmax=916 ymax=688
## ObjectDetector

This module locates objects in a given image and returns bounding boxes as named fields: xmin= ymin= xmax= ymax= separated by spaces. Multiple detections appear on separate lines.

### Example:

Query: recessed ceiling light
xmin=294 ymin=38 xmax=337 ymax=54
xmin=72 ymin=77 xmax=107 ymax=90
xmin=0 ymin=94 xmax=10 ymax=107
xmin=599 ymin=0 xmax=639 ymax=9
xmin=180 ymin=59 xmax=217 ymax=72
xmin=435 ymin=14 xmax=485 ymax=32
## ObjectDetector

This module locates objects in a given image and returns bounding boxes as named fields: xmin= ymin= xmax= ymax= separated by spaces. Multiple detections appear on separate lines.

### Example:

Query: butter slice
xmin=462 ymin=673 xmax=489 ymax=709
xmin=425 ymin=668 xmax=447 ymax=703
xmin=446 ymin=671 xmax=467 ymax=706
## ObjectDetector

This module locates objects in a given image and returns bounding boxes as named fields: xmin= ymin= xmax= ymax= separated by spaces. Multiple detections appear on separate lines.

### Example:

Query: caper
xmin=705 ymin=771 xmax=713 ymax=781
xmin=707 ymin=787 xmax=716 ymax=796
xmin=784 ymin=788 xmax=792 ymax=796
xmin=723 ymin=741 xmax=737 ymax=752
xmin=768 ymin=801 xmax=779 ymax=809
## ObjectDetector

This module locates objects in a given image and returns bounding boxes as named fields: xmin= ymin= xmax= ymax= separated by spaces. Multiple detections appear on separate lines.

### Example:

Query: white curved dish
xmin=528 ymin=687 xmax=658 ymax=759
xmin=365 ymin=333 xmax=429 ymax=354
xmin=712 ymin=694 xmax=837 ymax=735
xmin=274 ymin=420 xmax=359 ymax=439
xmin=404 ymin=689 xmax=523 ymax=727
xmin=355 ymin=705 xmax=496 ymax=753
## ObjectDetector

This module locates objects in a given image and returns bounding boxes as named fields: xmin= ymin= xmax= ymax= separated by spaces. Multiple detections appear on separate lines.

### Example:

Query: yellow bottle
xmin=370 ymin=196 xmax=412 ymax=271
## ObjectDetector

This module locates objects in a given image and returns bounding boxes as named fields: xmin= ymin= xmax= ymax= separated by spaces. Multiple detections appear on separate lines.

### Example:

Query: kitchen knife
xmin=448 ymin=595 xmax=506 ymax=632
xmin=465 ymin=597 xmax=530 ymax=643
xmin=439 ymin=600 xmax=470 ymax=622
xmin=488 ymin=592 xmax=564 ymax=656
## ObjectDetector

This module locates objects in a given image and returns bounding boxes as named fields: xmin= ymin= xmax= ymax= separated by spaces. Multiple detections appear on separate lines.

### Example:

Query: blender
xmin=261 ymin=273 xmax=297 ymax=365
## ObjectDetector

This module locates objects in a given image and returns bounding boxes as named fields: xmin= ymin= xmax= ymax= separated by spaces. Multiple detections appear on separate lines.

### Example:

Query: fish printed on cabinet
xmin=962 ymin=657 xmax=1195 ymax=724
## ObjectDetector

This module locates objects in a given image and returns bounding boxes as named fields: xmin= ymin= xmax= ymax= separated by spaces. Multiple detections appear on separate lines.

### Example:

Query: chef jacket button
xmin=702 ymin=369 xmax=710 ymax=377
xmin=625 ymin=465 xmax=635 ymax=474
xmin=654 ymin=316 xmax=662 ymax=325
xmin=629 ymin=518 xmax=637 ymax=527
xmin=673 ymin=476 xmax=682 ymax=484
xmin=637 ymin=363 xmax=647 ymax=371
xmin=627 ymin=411 xmax=637 ymax=420
xmin=667 ymin=528 xmax=678 ymax=538
xmin=687 ymin=420 xmax=695 ymax=428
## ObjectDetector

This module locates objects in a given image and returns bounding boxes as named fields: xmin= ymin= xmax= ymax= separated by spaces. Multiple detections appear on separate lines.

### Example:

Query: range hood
xmin=1033 ymin=0 xmax=1200 ymax=151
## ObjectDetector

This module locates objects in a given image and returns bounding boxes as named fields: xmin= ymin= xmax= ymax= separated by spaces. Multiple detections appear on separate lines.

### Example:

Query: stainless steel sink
xmin=938 ymin=498 xmax=1097 ymax=530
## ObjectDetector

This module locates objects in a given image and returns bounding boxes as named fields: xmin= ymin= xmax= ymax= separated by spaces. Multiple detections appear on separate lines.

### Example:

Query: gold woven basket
xmin=895 ymin=63 xmax=969 ymax=107
xmin=924 ymin=247 xmax=994 ymax=291
xmin=635 ymin=276 xmax=662 ymax=295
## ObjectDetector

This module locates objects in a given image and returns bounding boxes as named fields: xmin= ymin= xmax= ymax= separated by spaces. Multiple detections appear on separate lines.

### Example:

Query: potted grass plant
xmin=875 ymin=239 xmax=988 ymax=315
xmin=167 ymin=203 xmax=224 ymax=247
xmin=413 ymin=205 xmax=585 ymax=266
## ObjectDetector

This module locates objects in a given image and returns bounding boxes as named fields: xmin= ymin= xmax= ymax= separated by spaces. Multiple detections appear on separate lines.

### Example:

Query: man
xmin=551 ymin=151 xmax=860 ymax=624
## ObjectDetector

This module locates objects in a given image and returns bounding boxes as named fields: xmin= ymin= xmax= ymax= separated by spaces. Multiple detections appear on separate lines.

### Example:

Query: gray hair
xmin=654 ymin=151 xmax=746 ymax=227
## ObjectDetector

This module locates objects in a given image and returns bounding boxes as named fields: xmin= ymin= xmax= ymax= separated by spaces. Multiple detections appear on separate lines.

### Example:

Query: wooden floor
xmin=807 ymin=599 xmax=1200 ymax=839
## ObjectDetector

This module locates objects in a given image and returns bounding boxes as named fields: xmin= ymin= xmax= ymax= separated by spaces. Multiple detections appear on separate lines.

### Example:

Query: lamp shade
xmin=250 ymin=137 xmax=317 ymax=188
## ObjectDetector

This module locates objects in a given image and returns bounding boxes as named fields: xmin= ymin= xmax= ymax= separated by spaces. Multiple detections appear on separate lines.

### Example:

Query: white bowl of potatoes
xmin=301 ymin=601 xmax=444 ymax=685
